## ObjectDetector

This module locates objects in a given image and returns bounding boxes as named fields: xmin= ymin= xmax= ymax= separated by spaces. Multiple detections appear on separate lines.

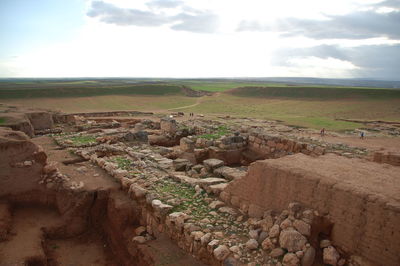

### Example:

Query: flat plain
xmin=1 ymin=78 xmax=399 ymax=131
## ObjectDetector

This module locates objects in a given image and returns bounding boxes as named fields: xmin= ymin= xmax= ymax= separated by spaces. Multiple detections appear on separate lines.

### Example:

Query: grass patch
xmin=153 ymin=180 xmax=212 ymax=218
xmin=0 ymin=117 xmax=5 ymax=124
xmin=66 ymin=135 xmax=97 ymax=145
xmin=112 ymin=156 xmax=133 ymax=171
xmin=198 ymin=125 xmax=230 ymax=140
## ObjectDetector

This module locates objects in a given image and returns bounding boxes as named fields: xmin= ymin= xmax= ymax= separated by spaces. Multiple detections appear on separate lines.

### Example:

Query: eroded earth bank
xmin=0 ymin=104 xmax=399 ymax=266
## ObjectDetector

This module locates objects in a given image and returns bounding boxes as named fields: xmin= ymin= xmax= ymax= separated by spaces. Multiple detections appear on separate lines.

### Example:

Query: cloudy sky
xmin=1 ymin=0 xmax=399 ymax=79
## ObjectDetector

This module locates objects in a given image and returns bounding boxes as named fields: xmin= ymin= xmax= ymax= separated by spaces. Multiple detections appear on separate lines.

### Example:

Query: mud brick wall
xmin=247 ymin=132 xmax=325 ymax=158
xmin=222 ymin=154 xmax=400 ymax=266
xmin=373 ymin=151 xmax=400 ymax=166
xmin=26 ymin=111 xmax=54 ymax=131
xmin=0 ymin=128 xmax=47 ymax=197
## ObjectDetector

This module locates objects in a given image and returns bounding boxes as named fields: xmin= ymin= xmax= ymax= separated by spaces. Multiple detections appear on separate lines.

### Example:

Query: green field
xmin=228 ymin=86 xmax=400 ymax=99
xmin=1 ymin=78 xmax=399 ymax=131
xmin=178 ymin=80 xmax=281 ymax=92
xmin=0 ymin=84 xmax=182 ymax=99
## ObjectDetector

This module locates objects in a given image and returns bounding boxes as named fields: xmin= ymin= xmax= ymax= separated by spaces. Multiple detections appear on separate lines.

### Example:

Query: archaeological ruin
xmin=0 ymin=103 xmax=399 ymax=266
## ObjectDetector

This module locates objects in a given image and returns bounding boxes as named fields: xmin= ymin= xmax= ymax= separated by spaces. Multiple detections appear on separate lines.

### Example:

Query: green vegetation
xmin=0 ymin=117 xmax=5 ymax=124
xmin=153 ymin=180 xmax=212 ymax=219
xmin=0 ymin=84 xmax=182 ymax=99
xmin=184 ymin=94 xmax=400 ymax=131
xmin=4 ymin=95 xmax=197 ymax=113
xmin=112 ymin=156 xmax=133 ymax=171
xmin=198 ymin=125 xmax=230 ymax=139
xmin=66 ymin=135 xmax=97 ymax=146
xmin=228 ymin=86 xmax=400 ymax=99
xmin=2 ymin=78 xmax=399 ymax=131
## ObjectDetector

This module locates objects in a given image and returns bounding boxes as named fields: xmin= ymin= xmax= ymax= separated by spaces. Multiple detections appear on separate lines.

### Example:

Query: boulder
xmin=208 ymin=183 xmax=228 ymax=195
xmin=213 ymin=245 xmax=230 ymax=261
xmin=203 ymin=158 xmax=224 ymax=171
xmin=320 ymin=239 xmax=331 ymax=248
xmin=173 ymin=158 xmax=192 ymax=171
xmin=269 ymin=224 xmax=280 ymax=238
xmin=198 ymin=177 xmax=226 ymax=187
xmin=293 ymin=220 xmax=311 ymax=237
xmin=132 ymin=236 xmax=147 ymax=244
xmin=279 ymin=229 xmax=307 ymax=252
xmin=261 ymin=238 xmax=274 ymax=250
xmin=180 ymin=137 xmax=195 ymax=152
xmin=200 ymin=233 xmax=212 ymax=245
xmin=249 ymin=229 xmax=259 ymax=240
xmin=135 ymin=226 xmax=146 ymax=236
xmin=270 ymin=248 xmax=285 ymax=258
xmin=218 ymin=207 xmax=238 ymax=216
xmin=214 ymin=166 xmax=246 ymax=181
xmin=123 ymin=130 xmax=148 ymax=142
xmin=283 ymin=253 xmax=300 ymax=266
xmin=323 ymin=246 xmax=340 ymax=266
xmin=160 ymin=118 xmax=177 ymax=135
xmin=245 ymin=239 xmax=259 ymax=250
xmin=209 ymin=200 xmax=225 ymax=209
xmin=301 ymin=246 xmax=315 ymax=266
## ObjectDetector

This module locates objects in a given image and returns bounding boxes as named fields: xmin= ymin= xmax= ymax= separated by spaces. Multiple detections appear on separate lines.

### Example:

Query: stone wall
xmin=247 ymin=132 xmax=325 ymax=159
xmin=83 ymin=152 xmax=233 ymax=265
xmin=160 ymin=118 xmax=177 ymax=135
xmin=221 ymin=153 xmax=400 ymax=266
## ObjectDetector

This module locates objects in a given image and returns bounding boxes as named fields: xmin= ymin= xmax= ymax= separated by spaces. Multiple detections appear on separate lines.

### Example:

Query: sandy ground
xmin=33 ymin=136 xmax=120 ymax=191
xmin=302 ymin=132 xmax=400 ymax=153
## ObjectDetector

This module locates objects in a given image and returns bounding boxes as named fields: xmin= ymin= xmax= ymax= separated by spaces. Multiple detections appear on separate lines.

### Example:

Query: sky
xmin=0 ymin=0 xmax=399 ymax=79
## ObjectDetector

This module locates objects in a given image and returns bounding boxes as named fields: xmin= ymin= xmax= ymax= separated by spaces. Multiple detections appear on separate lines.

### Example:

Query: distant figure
xmin=320 ymin=128 xmax=325 ymax=137
xmin=360 ymin=131 xmax=365 ymax=139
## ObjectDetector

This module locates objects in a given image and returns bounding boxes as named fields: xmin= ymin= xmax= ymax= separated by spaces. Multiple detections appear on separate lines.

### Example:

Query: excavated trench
xmin=0 ymin=132 xmax=205 ymax=266
xmin=2 ymin=111 xmax=399 ymax=266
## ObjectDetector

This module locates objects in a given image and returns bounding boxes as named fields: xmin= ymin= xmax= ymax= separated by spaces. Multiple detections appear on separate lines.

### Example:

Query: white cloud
xmin=1 ymin=0 xmax=399 ymax=79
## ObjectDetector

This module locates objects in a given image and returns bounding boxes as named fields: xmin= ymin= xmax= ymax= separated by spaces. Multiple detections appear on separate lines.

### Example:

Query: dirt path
xmin=167 ymin=93 xmax=222 ymax=111
xmin=167 ymin=96 xmax=205 ymax=111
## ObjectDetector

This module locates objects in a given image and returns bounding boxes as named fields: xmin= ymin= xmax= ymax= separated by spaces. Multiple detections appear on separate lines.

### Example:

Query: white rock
xmin=323 ymin=246 xmax=340 ymax=266
xmin=132 ymin=236 xmax=146 ymax=244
